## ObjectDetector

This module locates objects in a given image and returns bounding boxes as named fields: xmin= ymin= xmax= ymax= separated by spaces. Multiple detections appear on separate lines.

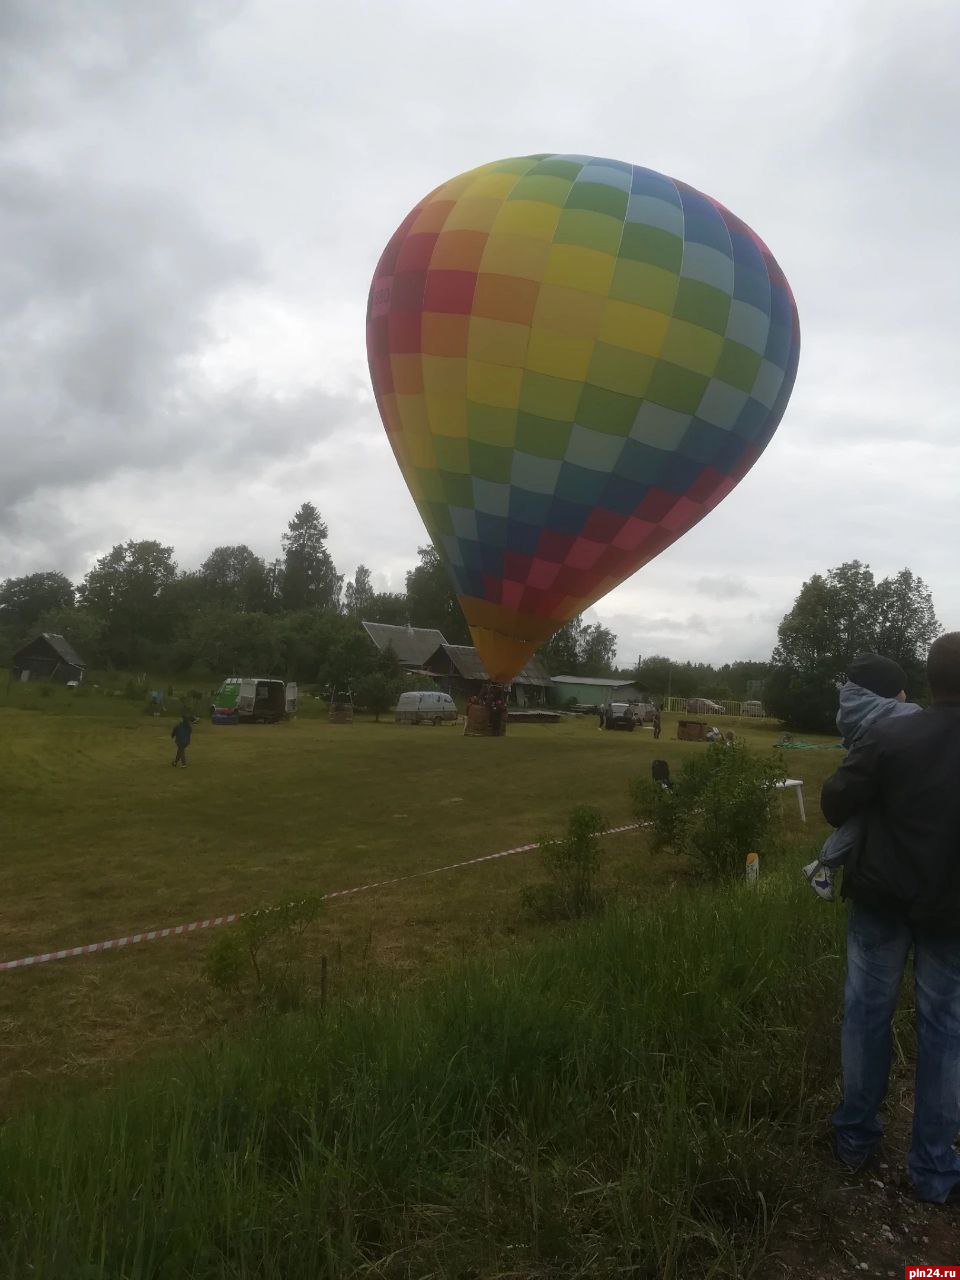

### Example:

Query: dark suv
xmin=603 ymin=701 xmax=637 ymax=731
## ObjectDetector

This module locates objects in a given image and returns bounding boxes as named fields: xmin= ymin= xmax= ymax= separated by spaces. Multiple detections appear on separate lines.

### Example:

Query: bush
xmin=204 ymin=895 xmax=323 ymax=1012
xmin=632 ymin=742 xmax=785 ymax=881
xmin=522 ymin=805 xmax=607 ymax=920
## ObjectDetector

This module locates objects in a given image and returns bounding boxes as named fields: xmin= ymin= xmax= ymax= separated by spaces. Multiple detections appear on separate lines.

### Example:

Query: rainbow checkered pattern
xmin=367 ymin=155 xmax=800 ymax=681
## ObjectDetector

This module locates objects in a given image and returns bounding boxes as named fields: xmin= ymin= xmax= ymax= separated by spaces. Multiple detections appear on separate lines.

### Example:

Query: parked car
xmin=687 ymin=697 xmax=723 ymax=715
xmin=603 ymin=701 xmax=637 ymax=731
xmin=742 ymin=700 xmax=764 ymax=717
xmin=633 ymin=702 xmax=657 ymax=723
xmin=395 ymin=690 xmax=458 ymax=725
xmin=211 ymin=677 xmax=297 ymax=724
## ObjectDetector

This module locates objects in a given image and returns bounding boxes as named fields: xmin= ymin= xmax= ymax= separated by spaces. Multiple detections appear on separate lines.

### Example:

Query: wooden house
xmin=422 ymin=644 xmax=552 ymax=705
xmin=361 ymin=621 xmax=447 ymax=669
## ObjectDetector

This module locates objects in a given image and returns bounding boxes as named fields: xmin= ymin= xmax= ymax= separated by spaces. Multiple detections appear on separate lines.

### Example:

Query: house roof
xmin=15 ymin=632 xmax=87 ymax=668
xmin=552 ymin=675 xmax=647 ymax=689
xmin=433 ymin=644 xmax=552 ymax=687
xmin=361 ymin=621 xmax=447 ymax=666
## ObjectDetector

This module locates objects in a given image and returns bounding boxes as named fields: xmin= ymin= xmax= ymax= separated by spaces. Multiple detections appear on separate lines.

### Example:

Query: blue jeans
xmin=834 ymin=902 xmax=960 ymax=1202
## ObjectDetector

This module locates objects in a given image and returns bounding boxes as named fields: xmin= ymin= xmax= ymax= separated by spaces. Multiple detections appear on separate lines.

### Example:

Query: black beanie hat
xmin=847 ymin=653 xmax=907 ymax=699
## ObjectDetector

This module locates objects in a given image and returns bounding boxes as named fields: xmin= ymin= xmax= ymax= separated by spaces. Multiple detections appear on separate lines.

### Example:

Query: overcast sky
xmin=2 ymin=0 xmax=958 ymax=664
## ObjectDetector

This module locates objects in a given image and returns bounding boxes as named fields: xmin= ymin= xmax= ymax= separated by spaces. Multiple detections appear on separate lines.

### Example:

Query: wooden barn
xmin=422 ymin=643 xmax=552 ymax=705
xmin=12 ymin=633 xmax=86 ymax=684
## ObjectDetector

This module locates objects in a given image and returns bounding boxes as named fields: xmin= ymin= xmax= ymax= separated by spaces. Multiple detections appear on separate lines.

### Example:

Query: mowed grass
xmin=1 ymin=699 xmax=841 ymax=1104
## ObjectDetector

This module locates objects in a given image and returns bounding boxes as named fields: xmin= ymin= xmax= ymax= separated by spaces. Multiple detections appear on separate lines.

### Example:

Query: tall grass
xmin=0 ymin=867 xmax=843 ymax=1279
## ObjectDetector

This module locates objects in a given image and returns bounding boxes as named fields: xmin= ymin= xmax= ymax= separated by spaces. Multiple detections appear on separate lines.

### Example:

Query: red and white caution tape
xmin=0 ymin=823 xmax=641 ymax=973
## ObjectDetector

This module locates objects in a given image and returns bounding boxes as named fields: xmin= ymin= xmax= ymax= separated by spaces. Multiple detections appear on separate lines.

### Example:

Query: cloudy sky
xmin=2 ymin=0 xmax=958 ymax=663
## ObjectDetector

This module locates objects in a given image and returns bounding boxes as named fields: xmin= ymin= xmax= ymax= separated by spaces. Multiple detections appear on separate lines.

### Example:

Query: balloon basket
xmin=464 ymin=704 xmax=507 ymax=738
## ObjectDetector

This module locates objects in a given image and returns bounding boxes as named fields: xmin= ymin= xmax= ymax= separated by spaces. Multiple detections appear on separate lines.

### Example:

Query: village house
xmin=360 ymin=621 xmax=447 ymax=670
xmin=422 ymin=643 xmax=553 ymax=705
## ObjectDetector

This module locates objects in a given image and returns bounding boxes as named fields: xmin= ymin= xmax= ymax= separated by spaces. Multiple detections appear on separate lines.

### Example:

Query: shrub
xmin=632 ymin=742 xmax=785 ymax=881
xmin=204 ymin=895 xmax=323 ymax=1012
xmin=523 ymin=805 xmax=607 ymax=920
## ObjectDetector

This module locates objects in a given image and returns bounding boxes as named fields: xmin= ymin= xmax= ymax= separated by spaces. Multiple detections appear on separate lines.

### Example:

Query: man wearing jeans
xmin=821 ymin=632 xmax=960 ymax=1203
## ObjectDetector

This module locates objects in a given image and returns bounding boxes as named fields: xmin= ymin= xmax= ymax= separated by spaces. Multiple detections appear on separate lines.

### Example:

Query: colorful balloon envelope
xmin=367 ymin=154 xmax=800 ymax=682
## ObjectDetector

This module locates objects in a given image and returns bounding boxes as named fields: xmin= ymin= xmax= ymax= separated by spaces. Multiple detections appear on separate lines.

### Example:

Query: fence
xmin=661 ymin=697 xmax=766 ymax=719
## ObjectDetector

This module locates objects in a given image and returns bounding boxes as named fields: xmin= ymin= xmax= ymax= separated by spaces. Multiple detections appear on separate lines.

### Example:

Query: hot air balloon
xmin=366 ymin=154 xmax=799 ymax=683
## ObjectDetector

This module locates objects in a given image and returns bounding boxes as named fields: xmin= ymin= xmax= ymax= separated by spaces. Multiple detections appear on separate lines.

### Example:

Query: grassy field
xmin=0 ymin=874 xmax=846 ymax=1280
xmin=1 ymin=686 xmax=841 ymax=1105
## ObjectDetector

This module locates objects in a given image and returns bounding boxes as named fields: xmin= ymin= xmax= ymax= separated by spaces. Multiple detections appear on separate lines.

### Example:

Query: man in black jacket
xmin=821 ymin=633 xmax=960 ymax=1203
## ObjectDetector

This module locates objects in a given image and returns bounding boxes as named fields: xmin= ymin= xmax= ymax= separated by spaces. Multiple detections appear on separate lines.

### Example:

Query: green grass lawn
xmin=1 ymin=696 xmax=841 ymax=1105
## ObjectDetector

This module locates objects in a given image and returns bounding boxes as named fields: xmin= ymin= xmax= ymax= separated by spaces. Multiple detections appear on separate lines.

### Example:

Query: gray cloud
xmin=694 ymin=576 xmax=758 ymax=601
xmin=0 ymin=0 xmax=237 ymax=133
xmin=0 ymin=165 xmax=257 ymax=511
xmin=2 ymin=0 xmax=960 ymax=662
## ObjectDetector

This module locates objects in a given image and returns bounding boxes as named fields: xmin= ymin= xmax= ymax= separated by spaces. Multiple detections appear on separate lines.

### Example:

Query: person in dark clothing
xmin=652 ymin=709 xmax=662 ymax=740
xmin=171 ymin=715 xmax=192 ymax=767
xmin=820 ymin=632 xmax=960 ymax=1203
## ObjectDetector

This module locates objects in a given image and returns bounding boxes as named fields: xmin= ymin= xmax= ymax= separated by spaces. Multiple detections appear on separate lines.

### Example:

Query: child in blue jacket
xmin=171 ymin=715 xmax=192 ymax=768
xmin=803 ymin=654 xmax=920 ymax=900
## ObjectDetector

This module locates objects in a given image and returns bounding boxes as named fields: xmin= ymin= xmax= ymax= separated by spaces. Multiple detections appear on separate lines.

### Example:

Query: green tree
xmin=873 ymin=569 xmax=940 ymax=687
xmin=766 ymin=561 xmax=941 ymax=730
xmin=718 ymin=660 xmax=771 ymax=701
xmin=578 ymin=622 xmax=617 ymax=674
xmin=77 ymin=541 xmax=177 ymax=667
xmin=343 ymin=565 xmax=374 ymax=618
xmin=366 ymin=591 xmax=408 ymax=625
xmin=636 ymin=654 xmax=675 ymax=697
xmin=177 ymin=607 xmax=282 ymax=677
xmin=0 ymin=571 xmax=75 ymax=631
xmin=200 ymin=545 xmax=272 ymax=613
xmin=280 ymin=503 xmax=342 ymax=613
xmin=538 ymin=618 xmax=583 ymax=675
xmin=354 ymin=644 xmax=404 ymax=721
xmin=539 ymin=617 xmax=618 ymax=676
xmin=404 ymin=545 xmax=469 ymax=641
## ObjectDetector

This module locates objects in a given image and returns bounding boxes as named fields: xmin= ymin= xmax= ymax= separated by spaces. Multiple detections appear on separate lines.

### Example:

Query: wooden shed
xmin=12 ymin=633 xmax=86 ymax=684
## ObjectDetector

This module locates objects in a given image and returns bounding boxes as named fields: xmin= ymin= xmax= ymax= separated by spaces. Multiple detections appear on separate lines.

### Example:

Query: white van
xmin=395 ymin=690 xmax=458 ymax=725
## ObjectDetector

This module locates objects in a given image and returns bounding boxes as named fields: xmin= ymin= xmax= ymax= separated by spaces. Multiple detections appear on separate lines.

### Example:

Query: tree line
xmin=0 ymin=502 xmax=619 ymax=688
xmin=1 ymin=501 xmax=942 ymax=728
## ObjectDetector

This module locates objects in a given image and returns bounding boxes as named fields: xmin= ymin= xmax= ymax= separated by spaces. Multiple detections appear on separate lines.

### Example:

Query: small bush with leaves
xmin=204 ymin=895 xmax=323 ymax=1011
xmin=632 ymin=742 xmax=785 ymax=881
xmin=523 ymin=805 xmax=607 ymax=921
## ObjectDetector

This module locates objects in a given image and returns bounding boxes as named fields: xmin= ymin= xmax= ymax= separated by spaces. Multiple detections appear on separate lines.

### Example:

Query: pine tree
xmin=280 ymin=502 xmax=342 ymax=612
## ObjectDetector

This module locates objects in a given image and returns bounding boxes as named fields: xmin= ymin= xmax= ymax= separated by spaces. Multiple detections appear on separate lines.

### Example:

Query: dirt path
xmin=762 ymin=1063 xmax=960 ymax=1277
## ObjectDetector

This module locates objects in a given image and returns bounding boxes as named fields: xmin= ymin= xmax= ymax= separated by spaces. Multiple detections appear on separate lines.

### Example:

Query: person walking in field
xmin=171 ymin=714 xmax=192 ymax=768
xmin=652 ymin=708 xmax=662 ymax=740
xmin=820 ymin=632 xmax=960 ymax=1203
